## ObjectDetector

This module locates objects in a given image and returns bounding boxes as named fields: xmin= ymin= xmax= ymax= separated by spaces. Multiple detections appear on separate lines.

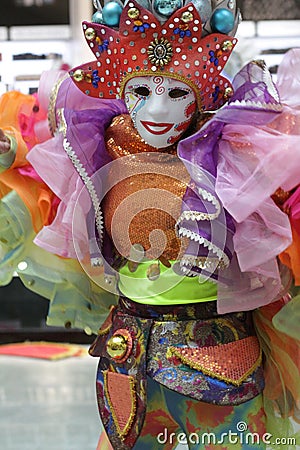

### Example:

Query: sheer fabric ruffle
xmin=178 ymin=50 xmax=300 ymax=314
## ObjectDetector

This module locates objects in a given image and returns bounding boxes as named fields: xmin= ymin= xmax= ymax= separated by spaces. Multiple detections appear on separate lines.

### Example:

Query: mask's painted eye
xmin=133 ymin=86 xmax=150 ymax=97
xmin=169 ymin=88 xmax=189 ymax=99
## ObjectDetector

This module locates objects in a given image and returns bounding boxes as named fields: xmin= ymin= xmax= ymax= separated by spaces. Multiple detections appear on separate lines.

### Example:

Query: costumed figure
xmin=1 ymin=0 xmax=300 ymax=449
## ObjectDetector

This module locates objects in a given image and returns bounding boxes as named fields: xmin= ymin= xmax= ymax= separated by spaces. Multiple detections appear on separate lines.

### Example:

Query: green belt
xmin=118 ymin=260 xmax=217 ymax=305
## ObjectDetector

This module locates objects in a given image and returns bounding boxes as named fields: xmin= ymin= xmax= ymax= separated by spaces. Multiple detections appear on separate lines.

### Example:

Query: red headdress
xmin=70 ymin=0 xmax=237 ymax=111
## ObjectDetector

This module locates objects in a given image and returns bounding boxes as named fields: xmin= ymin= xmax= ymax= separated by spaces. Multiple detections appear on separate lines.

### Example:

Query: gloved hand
xmin=0 ymin=129 xmax=10 ymax=154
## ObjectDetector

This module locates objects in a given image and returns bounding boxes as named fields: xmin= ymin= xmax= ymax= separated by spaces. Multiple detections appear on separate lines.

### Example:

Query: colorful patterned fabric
xmin=90 ymin=297 xmax=264 ymax=449
xmin=96 ymin=377 xmax=266 ymax=450
xmin=134 ymin=377 xmax=266 ymax=450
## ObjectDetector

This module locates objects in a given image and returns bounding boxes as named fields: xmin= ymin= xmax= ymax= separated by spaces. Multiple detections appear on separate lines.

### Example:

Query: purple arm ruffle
xmin=178 ymin=57 xmax=299 ymax=313
xmin=28 ymin=74 xmax=127 ymax=260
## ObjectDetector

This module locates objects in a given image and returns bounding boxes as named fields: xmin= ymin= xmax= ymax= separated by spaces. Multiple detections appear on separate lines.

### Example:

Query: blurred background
xmin=0 ymin=0 xmax=300 ymax=97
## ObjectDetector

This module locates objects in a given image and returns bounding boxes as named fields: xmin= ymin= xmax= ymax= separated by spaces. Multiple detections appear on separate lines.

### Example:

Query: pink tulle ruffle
xmin=216 ymin=49 xmax=300 ymax=313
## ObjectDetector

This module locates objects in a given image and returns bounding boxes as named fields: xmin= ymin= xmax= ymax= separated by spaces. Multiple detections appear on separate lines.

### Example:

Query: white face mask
xmin=124 ymin=76 xmax=197 ymax=148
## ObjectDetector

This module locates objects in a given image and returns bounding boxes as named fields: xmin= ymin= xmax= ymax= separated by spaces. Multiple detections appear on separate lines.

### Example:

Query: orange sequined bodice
xmin=102 ymin=115 xmax=190 ymax=261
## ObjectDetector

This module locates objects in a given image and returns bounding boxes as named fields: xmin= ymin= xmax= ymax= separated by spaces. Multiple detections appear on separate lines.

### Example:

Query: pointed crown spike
xmin=70 ymin=0 xmax=237 ymax=111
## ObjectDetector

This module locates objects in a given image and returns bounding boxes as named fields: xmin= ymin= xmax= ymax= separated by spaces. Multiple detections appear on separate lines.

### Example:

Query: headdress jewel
xmin=70 ymin=0 xmax=238 ymax=111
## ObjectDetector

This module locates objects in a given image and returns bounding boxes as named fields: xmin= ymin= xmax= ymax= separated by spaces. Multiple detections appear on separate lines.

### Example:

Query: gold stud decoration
xmin=72 ymin=69 xmax=85 ymax=82
xmin=224 ymin=86 xmax=234 ymax=98
xmin=221 ymin=40 xmax=234 ymax=52
xmin=85 ymin=27 xmax=97 ymax=41
xmin=148 ymin=37 xmax=173 ymax=67
xmin=106 ymin=329 xmax=133 ymax=362
xmin=146 ymin=262 xmax=161 ymax=281
xmin=181 ymin=11 xmax=193 ymax=23
xmin=128 ymin=7 xmax=140 ymax=19
xmin=71 ymin=69 xmax=94 ymax=84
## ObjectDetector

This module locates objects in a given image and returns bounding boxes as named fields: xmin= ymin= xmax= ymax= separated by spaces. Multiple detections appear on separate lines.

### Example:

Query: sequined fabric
xmin=103 ymin=115 xmax=190 ymax=260
xmin=272 ymin=187 xmax=291 ymax=209
xmin=89 ymin=297 xmax=264 ymax=449
xmin=90 ymin=310 xmax=151 ymax=450
xmin=97 ymin=380 xmax=266 ymax=450
xmin=169 ymin=336 xmax=261 ymax=386
xmin=146 ymin=310 xmax=264 ymax=405
xmin=103 ymin=370 xmax=137 ymax=441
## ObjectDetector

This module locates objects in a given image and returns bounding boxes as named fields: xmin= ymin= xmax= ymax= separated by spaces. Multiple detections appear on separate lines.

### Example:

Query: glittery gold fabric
xmin=103 ymin=115 xmax=191 ymax=261
xmin=104 ymin=370 xmax=137 ymax=440
xmin=90 ymin=297 xmax=264 ymax=417
xmin=169 ymin=336 xmax=262 ymax=386
xmin=271 ymin=187 xmax=291 ymax=209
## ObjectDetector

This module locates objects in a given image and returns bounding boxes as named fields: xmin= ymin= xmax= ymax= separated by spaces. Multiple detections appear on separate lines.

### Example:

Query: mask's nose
xmin=146 ymin=92 xmax=169 ymax=118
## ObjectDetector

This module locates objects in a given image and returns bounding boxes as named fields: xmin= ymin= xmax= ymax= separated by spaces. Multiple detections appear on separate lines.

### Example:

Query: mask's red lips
xmin=141 ymin=121 xmax=173 ymax=135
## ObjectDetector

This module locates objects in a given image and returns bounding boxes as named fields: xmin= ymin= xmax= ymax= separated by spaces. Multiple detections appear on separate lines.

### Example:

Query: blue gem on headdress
xmin=92 ymin=70 xmax=101 ymax=88
xmin=102 ymin=1 xmax=123 ymax=27
xmin=98 ymin=39 xmax=109 ymax=53
xmin=92 ymin=10 xmax=104 ymax=24
xmin=133 ymin=22 xmax=150 ymax=32
xmin=210 ymin=8 xmax=235 ymax=34
xmin=153 ymin=0 xmax=182 ymax=18
xmin=209 ymin=50 xmax=219 ymax=66
xmin=212 ymin=85 xmax=220 ymax=102
xmin=174 ymin=27 xmax=191 ymax=38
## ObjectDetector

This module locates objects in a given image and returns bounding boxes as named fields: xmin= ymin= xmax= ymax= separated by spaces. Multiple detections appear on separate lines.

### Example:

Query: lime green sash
xmin=118 ymin=261 xmax=217 ymax=305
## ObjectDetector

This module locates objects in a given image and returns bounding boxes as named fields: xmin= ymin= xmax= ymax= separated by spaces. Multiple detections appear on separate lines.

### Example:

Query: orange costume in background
xmin=0 ymin=90 xmax=55 ymax=234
